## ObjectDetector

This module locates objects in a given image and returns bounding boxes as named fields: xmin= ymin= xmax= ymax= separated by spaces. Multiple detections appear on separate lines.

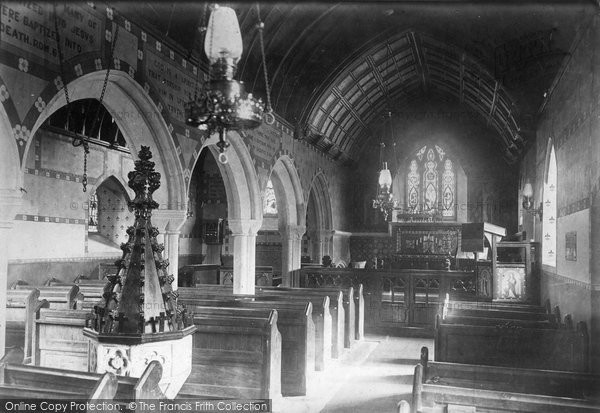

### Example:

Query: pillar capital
xmin=281 ymin=224 xmax=306 ymax=240
xmin=152 ymin=209 xmax=187 ymax=233
xmin=228 ymin=219 xmax=262 ymax=237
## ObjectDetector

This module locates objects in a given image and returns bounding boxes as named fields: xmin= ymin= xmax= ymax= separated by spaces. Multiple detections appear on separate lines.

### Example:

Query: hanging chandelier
xmin=185 ymin=4 xmax=271 ymax=164
xmin=372 ymin=113 xmax=397 ymax=220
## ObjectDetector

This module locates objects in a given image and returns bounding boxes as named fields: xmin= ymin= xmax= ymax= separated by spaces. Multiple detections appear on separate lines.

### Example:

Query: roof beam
xmin=487 ymin=80 xmax=499 ymax=126
xmin=408 ymin=32 xmax=428 ymax=93
xmin=366 ymin=55 xmax=391 ymax=107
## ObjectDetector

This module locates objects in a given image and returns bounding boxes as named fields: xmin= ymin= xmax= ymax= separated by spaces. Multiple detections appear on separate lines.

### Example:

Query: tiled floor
xmin=273 ymin=335 xmax=433 ymax=413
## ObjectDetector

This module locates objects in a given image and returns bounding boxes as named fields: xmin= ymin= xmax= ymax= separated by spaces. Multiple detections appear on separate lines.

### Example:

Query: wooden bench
xmin=5 ymin=289 xmax=49 ymax=364
xmin=445 ymin=306 xmax=557 ymax=323
xmin=113 ymin=360 xmax=167 ymax=402
xmin=434 ymin=315 xmax=589 ymax=372
xmin=15 ymin=284 xmax=80 ymax=309
xmin=49 ymin=278 xmax=107 ymax=310
xmin=179 ymin=311 xmax=281 ymax=400
xmin=178 ymin=284 xmax=343 ymax=360
xmin=183 ymin=303 xmax=313 ymax=396
xmin=33 ymin=308 xmax=93 ymax=371
xmin=442 ymin=314 xmax=557 ymax=329
xmin=445 ymin=298 xmax=550 ymax=314
xmin=178 ymin=286 xmax=334 ymax=366
xmin=0 ymin=363 xmax=117 ymax=400
xmin=193 ymin=283 xmax=346 ymax=358
xmin=260 ymin=285 xmax=356 ymax=348
xmin=408 ymin=346 xmax=600 ymax=413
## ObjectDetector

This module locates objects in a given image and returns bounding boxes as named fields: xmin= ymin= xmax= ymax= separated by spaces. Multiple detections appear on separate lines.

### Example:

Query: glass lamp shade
xmin=522 ymin=182 xmax=533 ymax=198
xmin=378 ymin=162 xmax=393 ymax=189
xmin=204 ymin=5 xmax=243 ymax=64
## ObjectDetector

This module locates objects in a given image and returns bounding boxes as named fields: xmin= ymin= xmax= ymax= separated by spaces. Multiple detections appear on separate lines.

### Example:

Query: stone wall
xmin=521 ymin=15 xmax=600 ymax=372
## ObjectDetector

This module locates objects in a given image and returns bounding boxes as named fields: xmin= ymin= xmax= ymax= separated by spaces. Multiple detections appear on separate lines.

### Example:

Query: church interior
xmin=1 ymin=1 xmax=600 ymax=412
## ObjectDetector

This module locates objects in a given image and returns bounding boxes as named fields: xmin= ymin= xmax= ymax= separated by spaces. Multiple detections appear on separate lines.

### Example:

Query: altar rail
xmin=293 ymin=268 xmax=476 ymax=333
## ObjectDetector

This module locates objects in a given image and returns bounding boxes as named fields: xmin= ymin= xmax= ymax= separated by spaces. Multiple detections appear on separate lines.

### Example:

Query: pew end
xmin=135 ymin=360 xmax=166 ymax=400
xmin=89 ymin=372 xmax=119 ymax=400
xmin=397 ymin=399 xmax=410 ymax=413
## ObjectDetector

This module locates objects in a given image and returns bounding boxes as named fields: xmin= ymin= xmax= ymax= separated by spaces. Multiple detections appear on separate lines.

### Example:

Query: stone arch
xmin=268 ymin=155 xmax=306 ymax=285
xmin=306 ymin=170 xmax=334 ymax=263
xmin=0 ymin=103 xmax=22 ymax=192
xmin=91 ymin=172 xmax=133 ymax=201
xmin=26 ymin=70 xmax=186 ymax=211
xmin=0 ymin=96 xmax=23 ymax=360
xmin=187 ymin=130 xmax=263 ymax=293
xmin=270 ymin=155 xmax=305 ymax=229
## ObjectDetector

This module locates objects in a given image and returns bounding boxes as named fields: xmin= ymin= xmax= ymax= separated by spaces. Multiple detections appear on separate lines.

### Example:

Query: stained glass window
xmin=263 ymin=179 xmax=278 ymax=215
xmin=406 ymin=145 xmax=456 ymax=218
xmin=88 ymin=191 xmax=98 ymax=232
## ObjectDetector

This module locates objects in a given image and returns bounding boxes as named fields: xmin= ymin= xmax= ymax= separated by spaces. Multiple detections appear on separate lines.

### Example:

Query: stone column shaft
xmin=228 ymin=219 xmax=261 ymax=294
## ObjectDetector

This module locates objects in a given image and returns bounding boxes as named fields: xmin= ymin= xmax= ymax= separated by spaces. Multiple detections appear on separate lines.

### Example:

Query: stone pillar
xmin=280 ymin=225 xmax=306 ymax=287
xmin=0 ymin=189 xmax=22 ymax=359
xmin=319 ymin=229 xmax=334 ymax=260
xmin=228 ymin=219 xmax=261 ymax=295
xmin=153 ymin=209 xmax=187 ymax=290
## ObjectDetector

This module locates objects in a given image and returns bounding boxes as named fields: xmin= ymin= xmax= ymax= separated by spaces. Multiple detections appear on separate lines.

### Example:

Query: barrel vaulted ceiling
xmin=125 ymin=1 xmax=595 ymax=164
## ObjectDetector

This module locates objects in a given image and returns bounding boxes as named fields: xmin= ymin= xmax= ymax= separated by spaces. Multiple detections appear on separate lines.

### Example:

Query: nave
xmin=1 ymin=1 xmax=600 ymax=412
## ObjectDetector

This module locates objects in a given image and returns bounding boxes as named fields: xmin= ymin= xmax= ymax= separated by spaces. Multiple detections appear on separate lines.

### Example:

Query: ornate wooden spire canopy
xmin=89 ymin=146 xmax=191 ymax=340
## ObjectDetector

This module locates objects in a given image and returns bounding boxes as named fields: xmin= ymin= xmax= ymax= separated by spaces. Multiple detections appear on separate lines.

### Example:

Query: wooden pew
xmin=408 ymin=347 xmax=600 ymax=413
xmin=33 ymin=308 xmax=93 ymax=371
xmin=445 ymin=298 xmax=550 ymax=314
xmin=179 ymin=311 xmax=282 ymax=400
xmin=183 ymin=303 xmax=312 ymax=396
xmin=254 ymin=295 xmax=331 ymax=370
xmin=181 ymin=296 xmax=324 ymax=374
xmin=113 ymin=361 xmax=167 ymax=402
xmin=178 ymin=286 xmax=334 ymax=366
xmin=299 ymin=284 xmax=364 ymax=342
xmin=0 ymin=361 xmax=166 ymax=403
xmin=49 ymin=278 xmax=106 ymax=310
xmin=445 ymin=306 xmax=557 ymax=323
xmin=0 ymin=364 xmax=117 ymax=400
xmin=15 ymin=284 xmax=80 ymax=309
xmin=5 ymin=289 xmax=49 ymax=364
xmin=442 ymin=314 xmax=557 ymax=329
xmin=187 ymin=284 xmax=347 ymax=358
xmin=434 ymin=315 xmax=589 ymax=372
xmin=260 ymin=285 xmax=356 ymax=348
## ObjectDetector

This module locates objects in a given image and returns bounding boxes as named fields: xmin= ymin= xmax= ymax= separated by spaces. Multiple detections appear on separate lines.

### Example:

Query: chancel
xmin=0 ymin=2 xmax=599 ymax=412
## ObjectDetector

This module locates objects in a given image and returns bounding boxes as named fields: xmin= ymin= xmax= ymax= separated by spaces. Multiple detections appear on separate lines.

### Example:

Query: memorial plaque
xmin=144 ymin=47 xmax=197 ymax=122
xmin=0 ymin=3 xmax=102 ymax=64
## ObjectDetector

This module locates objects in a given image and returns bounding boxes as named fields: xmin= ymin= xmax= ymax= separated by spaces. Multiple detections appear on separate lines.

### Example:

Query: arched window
xmin=263 ymin=179 xmax=278 ymax=215
xmin=88 ymin=191 xmax=98 ymax=233
xmin=406 ymin=144 xmax=456 ymax=218
xmin=542 ymin=144 xmax=557 ymax=267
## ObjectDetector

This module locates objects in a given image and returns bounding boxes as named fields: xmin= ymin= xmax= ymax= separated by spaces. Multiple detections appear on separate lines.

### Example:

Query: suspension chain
xmin=54 ymin=4 xmax=92 ymax=191
xmin=256 ymin=4 xmax=274 ymax=124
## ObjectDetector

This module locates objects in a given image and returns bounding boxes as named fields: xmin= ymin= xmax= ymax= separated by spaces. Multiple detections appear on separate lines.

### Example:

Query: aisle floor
xmin=274 ymin=335 xmax=433 ymax=413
